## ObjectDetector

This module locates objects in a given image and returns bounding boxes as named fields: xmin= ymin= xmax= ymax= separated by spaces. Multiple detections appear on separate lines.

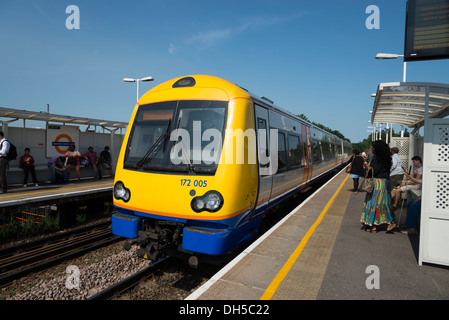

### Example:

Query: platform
xmin=187 ymin=168 xmax=449 ymax=300
xmin=0 ymin=177 xmax=113 ymax=213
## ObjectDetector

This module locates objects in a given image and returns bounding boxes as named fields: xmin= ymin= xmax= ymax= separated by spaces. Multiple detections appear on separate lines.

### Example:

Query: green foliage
xmin=353 ymin=127 xmax=411 ymax=152
xmin=0 ymin=215 xmax=60 ymax=242
xmin=297 ymin=114 xmax=351 ymax=142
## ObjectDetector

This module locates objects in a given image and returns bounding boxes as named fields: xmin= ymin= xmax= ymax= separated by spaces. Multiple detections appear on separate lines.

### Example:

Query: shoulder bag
xmin=359 ymin=167 xmax=374 ymax=193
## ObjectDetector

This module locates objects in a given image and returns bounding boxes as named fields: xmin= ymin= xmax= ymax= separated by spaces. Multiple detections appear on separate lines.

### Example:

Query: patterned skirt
xmin=360 ymin=178 xmax=393 ymax=226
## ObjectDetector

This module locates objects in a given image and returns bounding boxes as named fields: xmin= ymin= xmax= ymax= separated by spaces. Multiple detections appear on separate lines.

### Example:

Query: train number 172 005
xmin=180 ymin=179 xmax=207 ymax=187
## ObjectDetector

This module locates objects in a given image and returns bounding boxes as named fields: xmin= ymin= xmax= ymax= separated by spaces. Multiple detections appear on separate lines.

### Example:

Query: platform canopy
xmin=371 ymin=82 xmax=449 ymax=132
xmin=0 ymin=106 xmax=128 ymax=129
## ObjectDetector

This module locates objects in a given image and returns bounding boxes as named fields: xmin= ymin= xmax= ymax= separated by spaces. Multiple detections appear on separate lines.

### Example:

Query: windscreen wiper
xmin=136 ymin=120 xmax=171 ymax=169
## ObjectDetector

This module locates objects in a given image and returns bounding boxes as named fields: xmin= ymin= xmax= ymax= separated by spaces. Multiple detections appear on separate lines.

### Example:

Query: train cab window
xmin=287 ymin=134 xmax=302 ymax=167
xmin=124 ymin=100 xmax=227 ymax=174
xmin=172 ymin=100 xmax=227 ymax=172
xmin=277 ymin=132 xmax=287 ymax=171
xmin=125 ymin=101 xmax=176 ymax=168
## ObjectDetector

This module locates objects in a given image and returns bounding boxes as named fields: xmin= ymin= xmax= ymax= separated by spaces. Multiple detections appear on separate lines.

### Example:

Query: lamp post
xmin=123 ymin=76 xmax=154 ymax=102
xmin=375 ymin=53 xmax=407 ymax=82
xmin=375 ymin=53 xmax=408 ymax=139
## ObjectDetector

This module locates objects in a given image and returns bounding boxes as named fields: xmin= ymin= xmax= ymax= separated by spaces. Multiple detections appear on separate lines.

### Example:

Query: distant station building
xmin=0 ymin=106 xmax=127 ymax=184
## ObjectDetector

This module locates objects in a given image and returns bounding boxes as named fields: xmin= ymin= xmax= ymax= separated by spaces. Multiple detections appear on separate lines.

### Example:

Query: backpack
xmin=1 ymin=140 xmax=18 ymax=161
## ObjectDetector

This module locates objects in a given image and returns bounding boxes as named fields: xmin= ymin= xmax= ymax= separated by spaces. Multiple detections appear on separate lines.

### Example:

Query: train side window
xmin=287 ymin=134 xmax=302 ymax=167
xmin=257 ymin=118 xmax=269 ymax=155
xmin=277 ymin=132 xmax=287 ymax=171
xmin=257 ymin=118 xmax=267 ymax=130
xmin=312 ymin=138 xmax=321 ymax=162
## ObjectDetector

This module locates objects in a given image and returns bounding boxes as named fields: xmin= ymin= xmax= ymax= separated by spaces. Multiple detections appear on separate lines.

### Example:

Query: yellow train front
xmin=112 ymin=75 xmax=352 ymax=263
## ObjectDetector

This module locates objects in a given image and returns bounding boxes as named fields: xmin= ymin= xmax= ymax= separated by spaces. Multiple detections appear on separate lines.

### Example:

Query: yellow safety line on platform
xmin=0 ymin=183 xmax=112 ymax=199
xmin=260 ymin=173 xmax=349 ymax=300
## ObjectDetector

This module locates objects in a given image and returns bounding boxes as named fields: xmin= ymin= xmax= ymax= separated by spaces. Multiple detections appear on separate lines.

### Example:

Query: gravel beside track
xmin=1 ymin=240 xmax=148 ymax=300
xmin=0 ymin=238 xmax=215 ymax=300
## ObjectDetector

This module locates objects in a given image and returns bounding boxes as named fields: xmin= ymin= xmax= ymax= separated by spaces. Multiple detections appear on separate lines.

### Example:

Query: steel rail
xmin=0 ymin=227 xmax=122 ymax=287
xmin=87 ymin=257 xmax=173 ymax=300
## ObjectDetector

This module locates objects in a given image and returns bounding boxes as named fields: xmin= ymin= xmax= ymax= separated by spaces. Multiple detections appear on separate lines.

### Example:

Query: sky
xmin=0 ymin=0 xmax=448 ymax=143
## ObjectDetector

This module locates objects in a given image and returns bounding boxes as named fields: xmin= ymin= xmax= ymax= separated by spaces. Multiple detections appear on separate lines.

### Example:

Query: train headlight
xmin=114 ymin=181 xmax=131 ymax=202
xmin=191 ymin=191 xmax=224 ymax=213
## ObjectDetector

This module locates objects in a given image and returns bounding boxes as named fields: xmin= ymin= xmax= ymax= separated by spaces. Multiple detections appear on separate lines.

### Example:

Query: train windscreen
xmin=124 ymin=100 xmax=227 ymax=174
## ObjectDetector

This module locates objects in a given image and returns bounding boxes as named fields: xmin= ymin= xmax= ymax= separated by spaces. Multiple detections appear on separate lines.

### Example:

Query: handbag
xmin=359 ymin=167 xmax=374 ymax=193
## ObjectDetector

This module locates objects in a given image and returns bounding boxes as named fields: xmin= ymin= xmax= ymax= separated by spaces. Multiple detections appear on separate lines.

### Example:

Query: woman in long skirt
xmin=360 ymin=140 xmax=395 ymax=232
xmin=361 ymin=178 xmax=394 ymax=231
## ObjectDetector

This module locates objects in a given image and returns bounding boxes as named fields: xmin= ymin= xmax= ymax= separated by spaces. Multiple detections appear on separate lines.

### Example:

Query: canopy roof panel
xmin=0 ymin=107 xmax=128 ymax=129
xmin=371 ymin=82 xmax=449 ymax=131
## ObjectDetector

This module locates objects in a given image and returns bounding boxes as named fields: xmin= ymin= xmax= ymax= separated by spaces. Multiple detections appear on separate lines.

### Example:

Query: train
xmin=112 ymin=75 xmax=352 ymax=265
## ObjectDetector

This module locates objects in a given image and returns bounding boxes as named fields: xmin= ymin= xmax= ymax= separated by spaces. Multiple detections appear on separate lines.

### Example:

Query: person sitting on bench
xmin=392 ymin=156 xmax=422 ymax=210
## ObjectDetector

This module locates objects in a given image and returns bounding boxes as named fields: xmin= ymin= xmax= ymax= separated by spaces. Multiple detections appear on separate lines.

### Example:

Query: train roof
xmin=142 ymin=75 xmax=349 ymax=143
xmin=237 ymin=84 xmax=348 ymax=143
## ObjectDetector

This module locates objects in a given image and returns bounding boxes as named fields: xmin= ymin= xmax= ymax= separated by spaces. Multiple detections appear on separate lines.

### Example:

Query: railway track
xmin=88 ymin=257 xmax=173 ymax=300
xmin=0 ymin=222 xmax=122 ymax=287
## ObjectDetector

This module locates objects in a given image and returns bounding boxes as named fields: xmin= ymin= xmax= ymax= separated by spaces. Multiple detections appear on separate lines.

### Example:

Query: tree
xmin=296 ymin=114 xmax=351 ymax=143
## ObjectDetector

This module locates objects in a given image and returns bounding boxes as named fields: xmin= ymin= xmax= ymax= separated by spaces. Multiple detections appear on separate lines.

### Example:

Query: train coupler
xmin=135 ymin=223 xmax=183 ymax=261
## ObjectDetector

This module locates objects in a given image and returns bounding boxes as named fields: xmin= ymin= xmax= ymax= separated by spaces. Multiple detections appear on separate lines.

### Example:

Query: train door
xmin=254 ymin=105 xmax=273 ymax=215
xmin=302 ymin=124 xmax=313 ymax=185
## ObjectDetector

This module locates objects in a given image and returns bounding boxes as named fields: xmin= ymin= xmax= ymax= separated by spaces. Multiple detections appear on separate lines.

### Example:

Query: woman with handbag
xmin=360 ymin=140 xmax=395 ymax=232
xmin=348 ymin=150 xmax=365 ymax=194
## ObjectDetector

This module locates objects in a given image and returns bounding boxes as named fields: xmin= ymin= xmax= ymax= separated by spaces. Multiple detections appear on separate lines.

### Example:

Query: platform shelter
xmin=0 ymin=106 xmax=127 ymax=184
xmin=371 ymin=82 xmax=449 ymax=267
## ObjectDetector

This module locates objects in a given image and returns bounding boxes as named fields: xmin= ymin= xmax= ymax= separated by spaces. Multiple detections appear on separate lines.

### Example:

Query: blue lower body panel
xmin=182 ymin=215 xmax=263 ymax=255
xmin=113 ymin=205 xmax=263 ymax=255
xmin=112 ymin=213 xmax=142 ymax=239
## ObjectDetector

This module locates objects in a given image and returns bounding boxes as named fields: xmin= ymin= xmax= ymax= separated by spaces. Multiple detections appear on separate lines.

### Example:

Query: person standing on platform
xmin=348 ymin=150 xmax=365 ymax=194
xmin=360 ymin=140 xmax=394 ymax=232
xmin=366 ymin=146 xmax=374 ymax=164
xmin=0 ymin=131 xmax=9 ymax=193
xmin=83 ymin=146 xmax=102 ymax=179
xmin=100 ymin=146 xmax=114 ymax=178
xmin=388 ymin=147 xmax=404 ymax=228
xmin=19 ymin=147 xmax=38 ymax=187
xmin=389 ymin=147 xmax=404 ymax=190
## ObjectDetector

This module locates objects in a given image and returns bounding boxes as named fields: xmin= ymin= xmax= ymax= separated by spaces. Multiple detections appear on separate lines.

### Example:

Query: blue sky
xmin=0 ymin=0 xmax=448 ymax=143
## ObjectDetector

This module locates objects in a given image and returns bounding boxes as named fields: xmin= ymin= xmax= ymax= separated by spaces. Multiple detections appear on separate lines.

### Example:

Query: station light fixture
xmin=123 ymin=76 xmax=155 ymax=101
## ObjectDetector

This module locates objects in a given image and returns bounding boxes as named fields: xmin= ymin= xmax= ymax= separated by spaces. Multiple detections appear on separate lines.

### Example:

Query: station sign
xmin=404 ymin=0 xmax=449 ymax=61
xmin=46 ymin=124 xmax=80 ymax=157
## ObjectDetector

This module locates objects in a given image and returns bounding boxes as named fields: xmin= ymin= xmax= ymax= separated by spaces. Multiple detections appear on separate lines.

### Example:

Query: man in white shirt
xmin=0 ymin=131 xmax=10 ymax=193
xmin=390 ymin=147 xmax=404 ymax=191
